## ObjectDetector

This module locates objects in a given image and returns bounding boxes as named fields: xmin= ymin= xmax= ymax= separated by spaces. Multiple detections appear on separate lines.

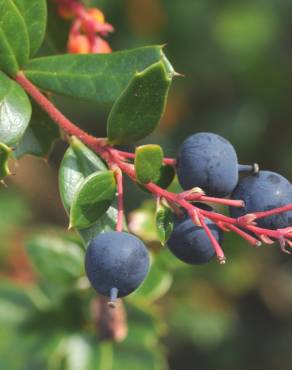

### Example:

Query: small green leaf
xmin=59 ymin=137 xmax=107 ymax=213
xmin=0 ymin=142 xmax=12 ymax=179
xmin=107 ymin=61 xmax=172 ymax=145
xmin=0 ymin=0 xmax=30 ymax=75
xmin=79 ymin=202 xmax=118 ymax=246
xmin=155 ymin=202 xmax=174 ymax=245
xmin=156 ymin=164 xmax=175 ymax=189
xmin=59 ymin=138 xmax=118 ymax=245
xmin=135 ymin=145 xmax=163 ymax=184
xmin=12 ymin=0 xmax=47 ymax=56
xmin=138 ymin=164 xmax=176 ymax=194
xmin=0 ymin=71 xmax=31 ymax=145
xmin=24 ymin=46 xmax=164 ymax=104
xmin=26 ymin=235 xmax=84 ymax=284
xmin=70 ymin=170 xmax=116 ymax=229
xmin=14 ymin=100 xmax=59 ymax=158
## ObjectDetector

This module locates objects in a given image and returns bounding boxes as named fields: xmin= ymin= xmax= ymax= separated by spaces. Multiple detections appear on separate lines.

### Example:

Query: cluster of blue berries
xmin=85 ymin=132 xmax=292 ymax=305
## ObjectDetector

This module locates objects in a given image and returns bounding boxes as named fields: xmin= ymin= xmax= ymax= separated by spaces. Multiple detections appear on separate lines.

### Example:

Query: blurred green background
xmin=1 ymin=0 xmax=292 ymax=369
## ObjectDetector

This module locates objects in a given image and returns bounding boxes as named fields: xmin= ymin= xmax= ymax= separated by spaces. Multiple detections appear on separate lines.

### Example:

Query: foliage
xmin=0 ymin=1 xmax=292 ymax=370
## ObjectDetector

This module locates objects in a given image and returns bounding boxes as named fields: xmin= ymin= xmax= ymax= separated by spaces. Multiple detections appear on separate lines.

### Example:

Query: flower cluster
xmin=55 ymin=0 xmax=114 ymax=54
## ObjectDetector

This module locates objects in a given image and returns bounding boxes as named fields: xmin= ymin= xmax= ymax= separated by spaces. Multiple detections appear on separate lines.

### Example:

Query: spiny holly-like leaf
xmin=155 ymin=202 xmax=174 ymax=245
xmin=59 ymin=136 xmax=107 ymax=213
xmin=0 ymin=71 xmax=31 ymax=145
xmin=26 ymin=234 xmax=84 ymax=285
xmin=0 ymin=0 xmax=30 ymax=75
xmin=24 ymin=46 xmax=164 ymax=104
xmin=14 ymin=100 xmax=60 ymax=158
xmin=12 ymin=0 xmax=47 ymax=57
xmin=107 ymin=61 xmax=173 ymax=145
xmin=0 ymin=142 xmax=12 ymax=180
xmin=135 ymin=145 xmax=163 ymax=184
xmin=70 ymin=170 xmax=116 ymax=229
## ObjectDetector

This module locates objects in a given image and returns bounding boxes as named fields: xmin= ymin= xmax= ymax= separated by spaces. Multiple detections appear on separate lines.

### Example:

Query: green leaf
xmin=59 ymin=137 xmax=107 ymax=213
xmin=12 ymin=0 xmax=47 ymax=56
xmin=0 ymin=0 xmax=30 ymax=75
xmin=135 ymin=145 xmax=163 ymax=184
xmin=155 ymin=164 xmax=175 ymax=189
xmin=107 ymin=61 xmax=172 ymax=145
xmin=79 ymin=203 xmax=118 ymax=246
xmin=70 ymin=170 xmax=116 ymax=229
xmin=14 ymin=100 xmax=59 ymax=158
xmin=25 ymin=234 xmax=84 ymax=284
xmin=138 ymin=164 xmax=176 ymax=194
xmin=0 ymin=71 xmax=31 ymax=145
xmin=24 ymin=46 xmax=164 ymax=104
xmin=155 ymin=202 xmax=174 ymax=245
xmin=59 ymin=138 xmax=118 ymax=245
xmin=0 ymin=142 xmax=12 ymax=179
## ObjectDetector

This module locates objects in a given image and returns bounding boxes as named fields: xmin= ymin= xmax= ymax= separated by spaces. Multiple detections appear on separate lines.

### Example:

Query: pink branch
xmin=197 ymin=213 xmax=226 ymax=263
xmin=252 ymin=204 xmax=292 ymax=220
xmin=226 ymin=224 xmax=261 ymax=247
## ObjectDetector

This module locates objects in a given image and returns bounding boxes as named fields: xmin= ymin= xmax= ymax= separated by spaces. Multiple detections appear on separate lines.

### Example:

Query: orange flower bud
xmin=92 ymin=37 xmax=112 ymax=54
xmin=67 ymin=34 xmax=91 ymax=54
xmin=87 ymin=8 xmax=105 ymax=24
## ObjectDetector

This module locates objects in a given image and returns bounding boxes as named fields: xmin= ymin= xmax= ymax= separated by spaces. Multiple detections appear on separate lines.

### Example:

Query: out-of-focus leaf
xmin=0 ymin=142 xmax=12 ymax=179
xmin=155 ymin=202 xmax=174 ymax=245
xmin=25 ymin=235 xmax=84 ymax=285
xmin=24 ymin=46 xmax=164 ymax=104
xmin=0 ymin=71 xmax=31 ymax=145
xmin=0 ymin=0 xmax=30 ymax=75
xmin=128 ymin=204 xmax=158 ymax=243
xmin=135 ymin=145 xmax=163 ymax=184
xmin=70 ymin=170 xmax=116 ymax=229
xmin=107 ymin=61 xmax=172 ymax=144
xmin=0 ymin=280 xmax=35 ymax=326
xmin=112 ymin=305 xmax=168 ymax=370
xmin=131 ymin=258 xmax=173 ymax=304
xmin=12 ymin=0 xmax=47 ymax=56
xmin=14 ymin=100 xmax=60 ymax=158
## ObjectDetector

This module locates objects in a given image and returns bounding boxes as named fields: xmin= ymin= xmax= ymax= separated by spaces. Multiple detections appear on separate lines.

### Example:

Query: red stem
xmin=185 ymin=193 xmax=245 ymax=208
xmin=15 ymin=72 xmax=109 ymax=158
xmin=252 ymin=204 xmax=292 ymax=220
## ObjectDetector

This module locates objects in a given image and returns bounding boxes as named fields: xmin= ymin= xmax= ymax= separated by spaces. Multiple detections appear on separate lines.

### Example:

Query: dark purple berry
xmin=176 ymin=132 xmax=239 ymax=197
xmin=167 ymin=213 xmax=223 ymax=264
xmin=85 ymin=231 xmax=150 ymax=299
xmin=230 ymin=171 xmax=292 ymax=230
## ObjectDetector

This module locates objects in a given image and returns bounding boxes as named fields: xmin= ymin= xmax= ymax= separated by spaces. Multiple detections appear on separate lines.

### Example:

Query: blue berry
xmin=230 ymin=171 xmax=292 ymax=230
xmin=167 ymin=213 xmax=223 ymax=264
xmin=85 ymin=231 xmax=150 ymax=299
xmin=176 ymin=132 xmax=239 ymax=197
